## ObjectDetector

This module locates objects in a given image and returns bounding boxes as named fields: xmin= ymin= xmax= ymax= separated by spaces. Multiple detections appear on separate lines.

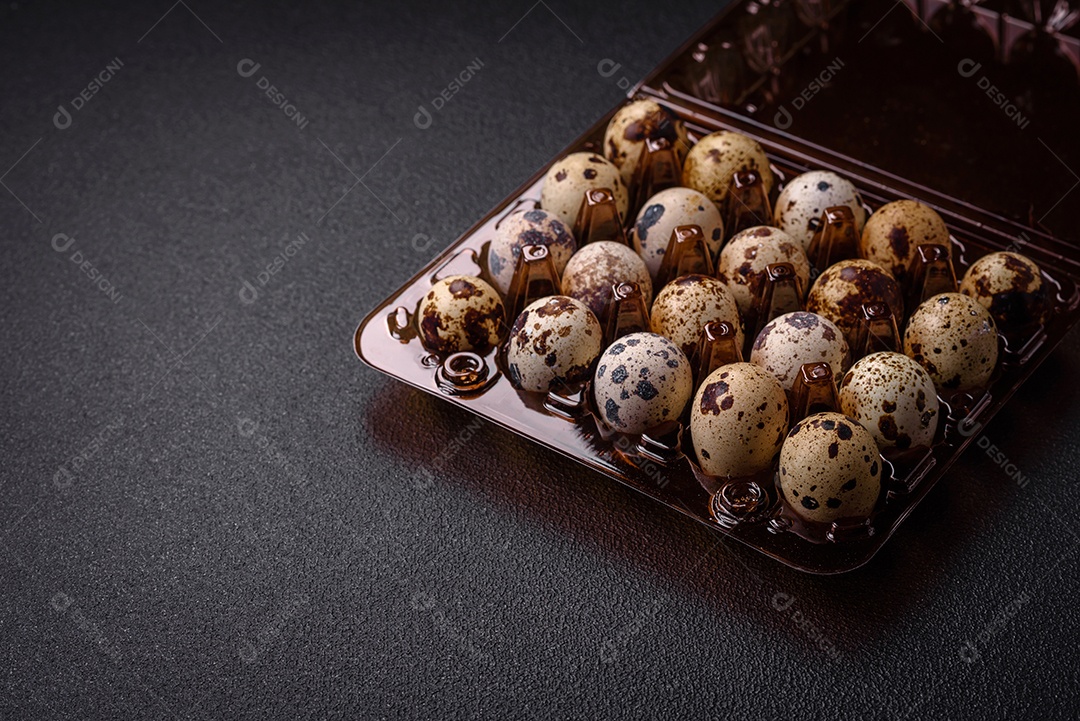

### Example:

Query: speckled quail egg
xmin=487 ymin=208 xmax=577 ymax=295
xmin=859 ymin=200 xmax=952 ymax=283
xmin=691 ymin=362 xmax=790 ymax=477
xmin=778 ymin=412 xmax=882 ymax=524
xmin=717 ymin=226 xmax=811 ymax=315
xmin=506 ymin=296 xmax=602 ymax=393
xmin=603 ymin=99 xmax=691 ymax=187
xmin=650 ymin=274 xmax=743 ymax=359
xmin=775 ymin=170 xmax=868 ymax=251
xmin=839 ymin=352 xmax=939 ymax=451
xmin=540 ymin=152 xmax=630 ymax=229
xmin=417 ymin=275 xmax=505 ymax=354
xmin=959 ymin=251 xmax=1048 ymax=329
xmin=682 ymin=130 xmax=775 ymax=207
xmin=631 ymin=187 xmax=725 ymax=280
xmin=592 ymin=332 xmax=693 ymax=435
xmin=806 ymin=259 xmax=904 ymax=349
xmin=750 ymin=311 xmax=850 ymax=391
xmin=903 ymin=293 xmax=999 ymax=393
xmin=561 ymin=241 xmax=653 ymax=319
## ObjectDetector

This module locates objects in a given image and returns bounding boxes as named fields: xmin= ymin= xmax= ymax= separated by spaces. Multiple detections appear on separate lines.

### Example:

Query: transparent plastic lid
xmin=647 ymin=0 xmax=1080 ymax=250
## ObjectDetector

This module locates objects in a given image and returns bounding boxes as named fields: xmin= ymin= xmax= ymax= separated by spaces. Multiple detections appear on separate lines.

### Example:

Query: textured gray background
xmin=2 ymin=1 xmax=1079 ymax=718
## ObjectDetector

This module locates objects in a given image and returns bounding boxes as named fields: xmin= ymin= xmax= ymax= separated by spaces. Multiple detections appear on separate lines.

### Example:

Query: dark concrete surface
xmin=2 ymin=1 xmax=1079 ymax=718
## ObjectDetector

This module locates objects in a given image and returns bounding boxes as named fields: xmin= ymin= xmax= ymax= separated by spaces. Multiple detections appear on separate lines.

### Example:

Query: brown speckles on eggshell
xmin=417 ymin=275 xmax=504 ymax=354
xmin=682 ymin=131 xmax=775 ymax=206
xmin=487 ymin=208 xmax=577 ymax=294
xmin=806 ymin=258 xmax=903 ymax=349
xmin=448 ymin=278 xmax=480 ymax=299
xmin=887 ymin=225 xmax=910 ymax=262
xmin=698 ymin=380 xmax=730 ymax=415
xmin=604 ymin=99 xmax=690 ymax=186
xmin=592 ymin=332 xmax=692 ymax=434
xmin=561 ymin=241 xmax=653 ymax=319
xmin=717 ymin=226 xmax=810 ymax=315
xmin=779 ymin=411 xmax=881 ymax=524
xmin=775 ymin=171 xmax=867 ymax=251
xmin=541 ymin=152 xmax=628 ymax=228
xmin=903 ymin=293 xmax=997 ymax=393
xmin=859 ymin=200 xmax=950 ymax=283
xmin=691 ymin=362 xmax=789 ymax=477
xmin=840 ymin=351 xmax=940 ymax=450
xmin=959 ymin=251 xmax=1048 ymax=329
xmin=506 ymin=295 xmax=602 ymax=393
xmin=749 ymin=311 xmax=850 ymax=392
xmin=631 ymin=187 xmax=724 ymax=281
xmin=650 ymin=274 xmax=743 ymax=359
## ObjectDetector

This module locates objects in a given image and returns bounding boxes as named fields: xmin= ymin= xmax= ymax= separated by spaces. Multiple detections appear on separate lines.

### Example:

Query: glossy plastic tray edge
xmin=353 ymin=0 xmax=1080 ymax=573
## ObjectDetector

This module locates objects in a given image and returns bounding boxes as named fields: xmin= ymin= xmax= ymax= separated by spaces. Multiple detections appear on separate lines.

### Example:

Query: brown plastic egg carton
xmin=355 ymin=0 xmax=1080 ymax=573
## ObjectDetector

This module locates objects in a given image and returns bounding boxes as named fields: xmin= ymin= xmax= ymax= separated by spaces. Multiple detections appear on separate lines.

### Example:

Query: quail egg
xmin=691 ymin=362 xmax=790 ymax=477
xmin=540 ymin=152 xmax=630 ymax=229
xmin=806 ymin=259 xmax=904 ymax=349
xmin=778 ymin=412 xmax=882 ymax=524
xmin=903 ymin=292 xmax=998 ymax=393
xmin=487 ymin=208 xmax=577 ymax=295
xmin=417 ymin=275 xmax=505 ymax=354
xmin=750 ymin=311 xmax=850 ymax=392
xmin=650 ymin=274 xmax=744 ymax=359
xmin=859 ymin=200 xmax=951 ymax=283
xmin=717 ymin=226 xmax=811 ymax=315
xmin=774 ymin=170 xmax=868 ymax=251
xmin=603 ymin=99 xmax=691 ymax=187
xmin=959 ymin=251 xmax=1048 ymax=329
xmin=631 ymin=187 xmax=725 ymax=280
xmin=593 ymin=332 xmax=693 ymax=435
xmin=506 ymin=296 xmax=602 ymax=393
xmin=839 ymin=352 xmax=939 ymax=451
xmin=561 ymin=241 xmax=653 ymax=319
xmin=682 ymin=130 xmax=775 ymax=207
